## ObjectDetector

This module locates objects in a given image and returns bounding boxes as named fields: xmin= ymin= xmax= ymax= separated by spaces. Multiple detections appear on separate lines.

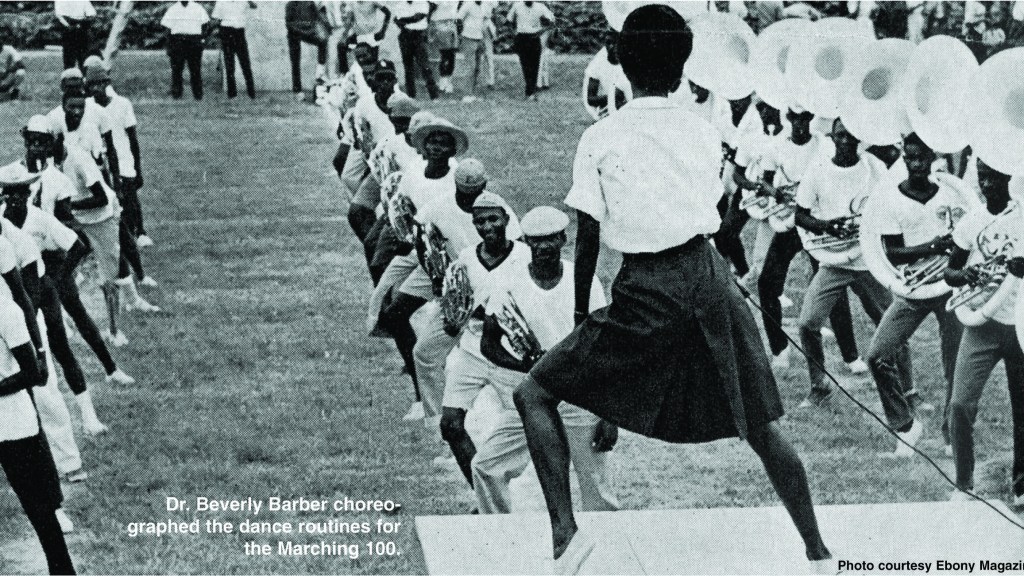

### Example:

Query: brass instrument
xmin=441 ymin=261 xmax=474 ymax=333
xmin=945 ymin=254 xmax=1009 ymax=313
xmin=495 ymin=292 xmax=541 ymax=360
xmin=899 ymin=205 xmax=967 ymax=293
xmin=800 ymin=194 xmax=868 ymax=262
xmin=422 ymin=223 xmax=451 ymax=296
xmin=388 ymin=192 xmax=417 ymax=244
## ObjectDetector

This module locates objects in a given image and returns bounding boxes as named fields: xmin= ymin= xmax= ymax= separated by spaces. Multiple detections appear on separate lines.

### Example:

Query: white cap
xmin=25 ymin=114 xmax=53 ymax=134
xmin=520 ymin=206 xmax=569 ymax=237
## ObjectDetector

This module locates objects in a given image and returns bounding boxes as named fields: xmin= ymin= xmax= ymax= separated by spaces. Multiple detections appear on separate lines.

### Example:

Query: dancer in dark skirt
xmin=512 ymin=6 xmax=831 ymax=574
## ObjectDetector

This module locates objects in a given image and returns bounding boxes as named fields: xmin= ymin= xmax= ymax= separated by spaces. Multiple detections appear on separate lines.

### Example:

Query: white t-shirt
xmin=486 ymin=259 xmax=606 ymax=352
xmin=395 ymin=1 xmax=430 ymax=30
xmin=416 ymin=192 xmax=523 ymax=259
xmin=347 ymin=1 xmax=388 ymax=35
xmin=584 ymin=48 xmax=632 ymax=117
xmin=873 ymin=180 xmax=964 ymax=247
xmin=508 ymin=2 xmax=554 ymax=34
xmin=31 ymin=164 xmax=77 ymax=216
xmin=4 ymin=206 xmax=78 ymax=254
xmin=0 ymin=295 xmax=39 ymax=443
xmin=763 ymin=134 xmax=829 ymax=187
xmin=212 ymin=0 xmax=251 ymax=28
xmin=458 ymin=1 xmax=489 ymax=40
xmin=431 ymin=2 xmax=459 ymax=21
xmin=162 ymin=1 xmax=210 ymax=35
xmin=54 ymin=1 xmax=96 ymax=19
xmin=97 ymin=95 xmax=139 ymax=178
xmin=952 ymin=201 xmax=1024 ymax=325
xmin=397 ymin=161 xmax=457 ymax=212
xmin=455 ymin=241 xmax=531 ymax=358
xmin=0 ymin=235 xmax=16 ymax=276
xmin=1 ymin=218 xmax=43 ymax=275
xmin=355 ymin=96 xmax=396 ymax=160
xmin=48 ymin=104 xmax=108 ymax=159
xmin=565 ymin=97 xmax=723 ymax=253
xmin=63 ymin=143 xmax=117 ymax=225
xmin=796 ymin=154 xmax=886 ymax=270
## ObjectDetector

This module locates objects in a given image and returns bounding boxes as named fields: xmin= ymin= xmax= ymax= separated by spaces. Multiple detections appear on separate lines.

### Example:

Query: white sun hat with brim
xmin=0 ymin=161 xmax=41 ymax=189
xmin=411 ymin=118 xmax=469 ymax=157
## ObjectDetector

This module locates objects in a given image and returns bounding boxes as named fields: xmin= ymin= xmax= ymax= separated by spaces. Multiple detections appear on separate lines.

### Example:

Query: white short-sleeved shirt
xmin=212 ymin=0 xmax=251 ymax=28
xmin=54 ymin=0 xmax=96 ymax=19
xmin=63 ymin=143 xmax=117 ymax=225
xmin=584 ymin=48 xmax=632 ymax=116
xmin=458 ymin=2 xmax=488 ymax=40
xmin=763 ymin=134 xmax=829 ymax=187
xmin=348 ymin=1 xmax=388 ymax=35
xmin=509 ymin=2 xmax=554 ymax=34
xmin=397 ymin=160 xmax=457 ymax=212
xmin=395 ymin=1 xmax=430 ymax=30
xmin=0 ymin=295 xmax=39 ymax=443
xmin=952 ymin=201 xmax=1024 ymax=325
xmin=873 ymin=180 xmax=964 ymax=247
xmin=486 ymin=259 xmax=606 ymax=352
xmin=564 ymin=97 xmax=724 ymax=254
xmin=355 ymin=96 xmax=396 ymax=160
xmin=431 ymin=2 xmax=459 ymax=21
xmin=48 ymin=104 xmax=108 ymax=159
xmin=32 ymin=164 xmax=77 ymax=216
xmin=454 ymin=241 xmax=531 ymax=358
xmin=96 ymin=95 xmax=139 ymax=178
xmin=0 ymin=236 xmax=16 ymax=276
xmin=0 ymin=218 xmax=43 ymax=276
xmin=416 ymin=192 xmax=523 ymax=259
xmin=715 ymin=99 xmax=764 ymax=151
xmin=161 ymin=1 xmax=210 ymax=35
xmin=796 ymin=154 xmax=886 ymax=270
xmin=4 ymin=206 xmax=78 ymax=254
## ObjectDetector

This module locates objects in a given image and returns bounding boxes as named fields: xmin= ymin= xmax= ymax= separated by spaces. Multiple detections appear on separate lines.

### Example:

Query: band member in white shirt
xmin=54 ymin=0 xmax=96 ymax=70
xmin=513 ymin=7 xmax=831 ymax=573
xmin=161 ymin=0 xmax=210 ymax=100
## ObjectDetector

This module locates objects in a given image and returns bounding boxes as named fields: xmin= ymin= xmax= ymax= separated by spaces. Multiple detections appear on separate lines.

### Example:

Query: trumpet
xmin=945 ymin=254 xmax=1009 ymax=313
xmin=803 ymin=217 xmax=861 ymax=251
xmin=495 ymin=292 xmax=542 ymax=361
xmin=441 ymin=261 xmax=474 ymax=333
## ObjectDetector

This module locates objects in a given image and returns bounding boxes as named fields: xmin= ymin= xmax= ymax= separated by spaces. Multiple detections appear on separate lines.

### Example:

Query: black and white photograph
xmin=0 ymin=0 xmax=1023 ymax=574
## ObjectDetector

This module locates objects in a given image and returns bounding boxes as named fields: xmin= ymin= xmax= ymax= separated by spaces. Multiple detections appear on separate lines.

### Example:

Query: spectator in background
xmin=285 ymin=0 xmax=329 ymax=99
xmin=345 ymin=1 xmax=394 ymax=64
xmin=743 ymin=1 xmax=785 ymax=33
xmin=980 ymin=1 xmax=1024 ymax=59
xmin=0 ymin=43 xmax=25 ymax=102
xmin=212 ymin=0 xmax=257 ymax=100
xmin=395 ymin=1 xmax=438 ymax=100
xmin=507 ymin=1 xmax=554 ymax=101
xmin=458 ymin=1 xmax=495 ymax=101
xmin=161 ymin=0 xmax=210 ymax=101
xmin=921 ymin=1 xmax=967 ymax=38
xmin=429 ymin=1 xmax=460 ymax=95
xmin=53 ymin=0 xmax=96 ymax=70
xmin=322 ymin=0 xmax=350 ymax=80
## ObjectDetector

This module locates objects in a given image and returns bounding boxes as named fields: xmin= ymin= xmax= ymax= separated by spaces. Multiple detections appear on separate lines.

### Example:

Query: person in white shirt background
xmin=458 ymin=1 xmax=496 ymax=101
xmin=53 ymin=0 xmax=96 ymax=71
xmin=507 ymin=1 xmax=555 ymax=100
xmin=161 ymin=0 xmax=210 ymax=101
xmin=428 ymin=1 xmax=460 ymax=95
xmin=211 ymin=0 xmax=258 ymax=100
xmin=394 ymin=0 xmax=439 ymax=100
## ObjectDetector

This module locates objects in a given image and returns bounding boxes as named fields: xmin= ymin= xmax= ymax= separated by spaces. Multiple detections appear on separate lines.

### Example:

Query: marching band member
xmin=513 ymin=7 xmax=831 ymax=573
xmin=22 ymin=116 xmax=135 ymax=387
xmin=438 ymin=191 xmax=528 ymax=486
xmin=583 ymin=29 xmax=631 ymax=120
xmin=328 ymin=40 xmax=378 ymax=178
xmin=712 ymin=92 xmax=762 ymax=279
xmin=475 ymin=206 xmax=617 ymax=514
xmin=945 ymin=159 xmax=1024 ymax=506
xmin=865 ymin=133 xmax=964 ymax=456
xmin=794 ymin=118 xmax=906 ymax=408
xmin=0 ymin=288 xmax=76 ymax=575
xmin=757 ymin=107 xmax=863 ymax=371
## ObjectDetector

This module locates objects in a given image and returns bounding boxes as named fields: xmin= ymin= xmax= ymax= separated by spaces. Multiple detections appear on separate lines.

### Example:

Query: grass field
xmin=0 ymin=50 xmax=1020 ymax=574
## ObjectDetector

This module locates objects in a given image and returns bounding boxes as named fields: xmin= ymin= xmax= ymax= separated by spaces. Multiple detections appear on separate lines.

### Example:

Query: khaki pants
xmin=34 ymin=313 xmax=82 ymax=475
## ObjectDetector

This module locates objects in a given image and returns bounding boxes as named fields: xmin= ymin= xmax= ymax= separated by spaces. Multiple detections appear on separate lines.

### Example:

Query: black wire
xmin=734 ymin=280 xmax=1024 ymax=531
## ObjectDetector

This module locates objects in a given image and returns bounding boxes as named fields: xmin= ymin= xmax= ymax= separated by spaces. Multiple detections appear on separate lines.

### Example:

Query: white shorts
xmin=443 ymin=347 xmax=524 ymax=412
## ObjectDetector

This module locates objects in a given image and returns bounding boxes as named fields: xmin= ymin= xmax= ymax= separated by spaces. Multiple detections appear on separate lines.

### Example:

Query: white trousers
xmin=34 ymin=313 xmax=83 ymax=474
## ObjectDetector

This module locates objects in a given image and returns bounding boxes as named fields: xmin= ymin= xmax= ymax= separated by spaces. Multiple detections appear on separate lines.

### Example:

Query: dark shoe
xmin=798 ymin=387 xmax=834 ymax=409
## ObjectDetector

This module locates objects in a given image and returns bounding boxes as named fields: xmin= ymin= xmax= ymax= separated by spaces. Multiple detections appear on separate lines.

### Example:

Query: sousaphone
xmin=839 ymin=38 xmax=914 ymax=146
xmin=967 ymin=47 xmax=1024 ymax=176
xmin=786 ymin=18 xmax=873 ymax=118
xmin=901 ymin=35 xmax=979 ymax=154
xmin=601 ymin=1 xmax=705 ymax=32
xmin=684 ymin=11 xmax=756 ymax=101
xmin=750 ymin=18 xmax=812 ymax=112
xmin=861 ymin=171 xmax=980 ymax=299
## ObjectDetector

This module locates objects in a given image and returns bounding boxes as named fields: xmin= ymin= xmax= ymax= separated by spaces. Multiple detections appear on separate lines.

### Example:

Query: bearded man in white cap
xmin=475 ymin=205 xmax=618 ymax=515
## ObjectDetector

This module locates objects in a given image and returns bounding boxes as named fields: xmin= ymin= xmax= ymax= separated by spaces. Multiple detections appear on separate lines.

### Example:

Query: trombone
xmin=945 ymin=254 xmax=1009 ymax=312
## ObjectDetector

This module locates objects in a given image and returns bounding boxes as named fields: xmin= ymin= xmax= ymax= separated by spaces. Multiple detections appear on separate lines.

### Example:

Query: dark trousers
xmin=370 ymin=225 xmax=411 ymax=286
xmin=219 ymin=26 xmax=255 ymax=98
xmin=287 ymin=31 xmax=327 ymax=93
xmin=60 ymin=21 xmax=90 ymax=70
xmin=0 ymin=432 xmax=76 ymax=575
xmin=40 ymin=271 xmax=88 ymax=396
xmin=714 ymin=188 xmax=751 ymax=276
xmin=117 ymin=219 xmax=145 ymax=280
xmin=439 ymin=49 xmax=457 ymax=76
xmin=514 ymin=33 xmax=542 ymax=96
xmin=757 ymin=228 xmax=859 ymax=361
xmin=398 ymin=29 xmax=438 ymax=99
xmin=117 ymin=177 xmax=146 ymax=237
xmin=167 ymin=34 xmax=204 ymax=100
xmin=62 ymin=233 xmax=117 ymax=375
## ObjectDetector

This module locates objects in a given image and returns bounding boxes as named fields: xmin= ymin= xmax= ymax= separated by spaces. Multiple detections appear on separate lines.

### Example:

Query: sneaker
xmin=461 ymin=95 xmax=477 ymax=103
xmin=106 ymin=368 xmax=135 ymax=385
xmin=432 ymin=453 xmax=456 ymax=467
xmin=55 ymin=509 xmax=74 ymax=534
xmin=944 ymin=444 xmax=953 ymax=457
xmin=139 ymin=276 xmax=158 ymax=288
xmin=136 ymin=234 xmax=154 ymax=248
xmin=798 ymin=387 xmax=834 ymax=409
xmin=886 ymin=419 xmax=923 ymax=458
xmin=1013 ymin=493 xmax=1024 ymax=507
xmin=772 ymin=347 xmax=792 ymax=370
xmin=553 ymin=530 xmax=596 ymax=575
xmin=820 ymin=327 xmax=835 ymax=339
xmin=102 ymin=329 xmax=129 ymax=347
xmin=779 ymin=294 xmax=794 ymax=309
xmin=125 ymin=297 xmax=161 ymax=313
xmin=808 ymin=556 xmax=840 ymax=575
xmin=63 ymin=469 xmax=88 ymax=483
xmin=83 ymin=418 xmax=109 ymax=436
xmin=402 ymin=401 xmax=424 ymax=421
xmin=847 ymin=358 xmax=869 ymax=374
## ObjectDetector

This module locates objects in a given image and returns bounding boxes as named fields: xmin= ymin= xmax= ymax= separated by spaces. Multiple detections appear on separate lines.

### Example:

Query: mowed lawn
xmin=0 ymin=50 xmax=1020 ymax=574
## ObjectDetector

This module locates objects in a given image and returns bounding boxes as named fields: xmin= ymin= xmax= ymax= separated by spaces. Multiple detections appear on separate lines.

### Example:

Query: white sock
xmin=75 ymin=390 xmax=102 ymax=427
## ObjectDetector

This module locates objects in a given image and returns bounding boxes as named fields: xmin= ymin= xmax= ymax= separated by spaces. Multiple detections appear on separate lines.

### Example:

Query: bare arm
xmin=127 ymin=126 xmax=143 ymax=185
xmin=882 ymin=233 xmax=954 ymax=266
xmin=0 ymin=343 xmax=43 ymax=397
xmin=480 ymin=314 xmax=533 ymax=372
xmin=70 ymin=181 xmax=109 ymax=211
xmin=573 ymin=211 xmax=600 ymax=325
xmin=2 ymin=268 xmax=43 ymax=352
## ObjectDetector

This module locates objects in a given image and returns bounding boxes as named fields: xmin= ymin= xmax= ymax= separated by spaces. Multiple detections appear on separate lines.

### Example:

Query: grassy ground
xmin=0 ymin=50 xmax=1020 ymax=574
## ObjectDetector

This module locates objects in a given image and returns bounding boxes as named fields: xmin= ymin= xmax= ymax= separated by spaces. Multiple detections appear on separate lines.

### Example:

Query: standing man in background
xmin=53 ymin=0 xmax=96 ymax=70
xmin=457 ymin=1 xmax=495 ymax=101
xmin=0 ymin=43 xmax=25 ymax=102
xmin=285 ymin=0 xmax=329 ymax=99
xmin=212 ymin=0 xmax=258 ymax=100
xmin=394 ymin=1 xmax=438 ymax=100
xmin=429 ymin=1 xmax=460 ymax=95
xmin=507 ymin=1 xmax=554 ymax=101
xmin=161 ymin=0 xmax=210 ymax=101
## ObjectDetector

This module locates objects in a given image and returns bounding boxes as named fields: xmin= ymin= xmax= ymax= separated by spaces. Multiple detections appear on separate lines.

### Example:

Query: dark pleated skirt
xmin=530 ymin=236 xmax=783 ymax=443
